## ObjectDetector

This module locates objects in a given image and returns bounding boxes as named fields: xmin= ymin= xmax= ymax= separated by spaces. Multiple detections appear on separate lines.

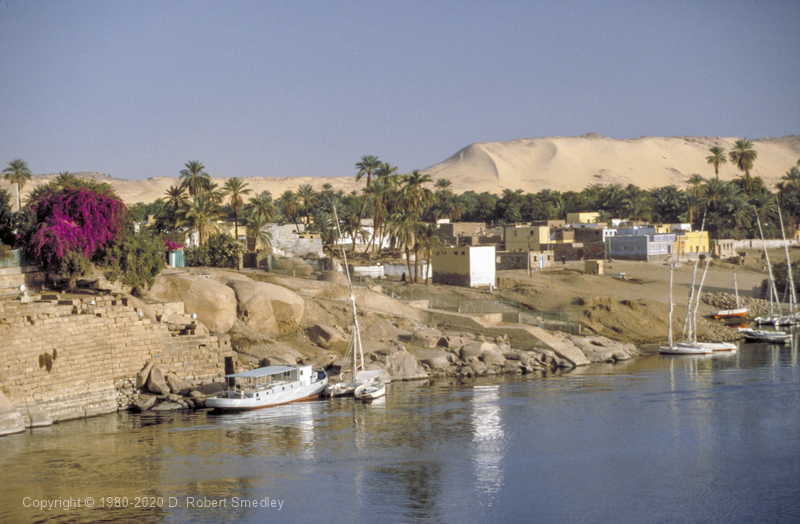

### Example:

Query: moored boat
xmin=738 ymin=327 xmax=792 ymax=344
xmin=659 ymin=343 xmax=714 ymax=355
xmin=354 ymin=381 xmax=386 ymax=401
xmin=712 ymin=307 xmax=748 ymax=319
xmin=207 ymin=365 xmax=328 ymax=411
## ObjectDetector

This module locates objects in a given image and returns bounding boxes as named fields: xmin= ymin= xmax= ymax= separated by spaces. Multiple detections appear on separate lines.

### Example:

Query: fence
xmin=381 ymin=283 xmax=582 ymax=335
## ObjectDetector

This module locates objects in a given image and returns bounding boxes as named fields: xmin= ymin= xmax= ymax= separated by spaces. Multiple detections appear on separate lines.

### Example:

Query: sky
xmin=1 ymin=0 xmax=799 ymax=181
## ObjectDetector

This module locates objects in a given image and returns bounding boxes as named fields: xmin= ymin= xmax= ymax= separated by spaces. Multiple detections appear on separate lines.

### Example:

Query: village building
xmin=432 ymin=246 xmax=496 ymax=288
xmin=504 ymin=225 xmax=551 ymax=252
xmin=566 ymin=212 xmax=600 ymax=224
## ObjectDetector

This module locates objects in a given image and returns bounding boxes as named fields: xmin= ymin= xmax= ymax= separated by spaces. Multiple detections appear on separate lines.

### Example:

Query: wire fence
xmin=381 ymin=283 xmax=582 ymax=335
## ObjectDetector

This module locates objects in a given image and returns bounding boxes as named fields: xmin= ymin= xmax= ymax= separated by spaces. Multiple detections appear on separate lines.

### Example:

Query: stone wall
xmin=0 ymin=294 xmax=233 ymax=431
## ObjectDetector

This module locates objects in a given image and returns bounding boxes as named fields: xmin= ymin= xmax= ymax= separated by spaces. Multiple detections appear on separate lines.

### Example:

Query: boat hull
xmin=713 ymin=308 xmax=748 ymax=319
xmin=354 ymin=382 xmax=386 ymax=401
xmin=207 ymin=378 xmax=328 ymax=411
xmin=659 ymin=344 xmax=714 ymax=355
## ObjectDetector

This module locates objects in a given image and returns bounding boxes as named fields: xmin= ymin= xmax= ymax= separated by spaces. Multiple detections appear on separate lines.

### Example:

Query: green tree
xmin=176 ymin=194 xmax=224 ymax=246
xmin=247 ymin=190 xmax=276 ymax=222
xmin=729 ymin=138 xmax=758 ymax=194
xmin=3 ymin=159 xmax=32 ymax=207
xmin=416 ymin=223 xmax=446 ymax=284
xmin=297 ymin=184 xmax=317 ymax=226
xmin=245 ymin=213 xmax=273 ymax=251
xmin=223 ymin=177 xmax=252 ymax=240
xmin=179 ymin=161 xmax=211 ymax=197
xmin=103 ymin=229 xmax=166 ymax=292
xmin=278 ymin=189 xmax=301 ymax=229
xmin=388 ymin=211 xmax=417 ymax=282
xmin=706 ymin=146 xmax=727 ymax=181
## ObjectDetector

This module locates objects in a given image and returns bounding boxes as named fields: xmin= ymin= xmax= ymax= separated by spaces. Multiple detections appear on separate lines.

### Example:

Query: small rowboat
xmin=354 ymin=381 xmax=386 ymax=401
xmin=738 ymin=327 xmax=792 ymax=344
xmin=713 ymin=307 xmax=748 ymax=319
xmin=659 ymin=343 xmax=714 ymax=355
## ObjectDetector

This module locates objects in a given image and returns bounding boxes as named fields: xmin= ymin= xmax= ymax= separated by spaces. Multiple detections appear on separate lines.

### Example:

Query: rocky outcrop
xmin=143 ymin=274 xmax=237 ymax=333
xmin=567 ymin=335 xmax=636 ymax=362
xmin=223 ymin=279 xmax=305 ymax=336
xmin=307 ymin=324 xmax=347 ymax=350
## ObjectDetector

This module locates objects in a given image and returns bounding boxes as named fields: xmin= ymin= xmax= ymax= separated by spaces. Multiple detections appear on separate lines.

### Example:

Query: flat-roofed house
xmin=432 ymin=246 xmax=496 ymax=288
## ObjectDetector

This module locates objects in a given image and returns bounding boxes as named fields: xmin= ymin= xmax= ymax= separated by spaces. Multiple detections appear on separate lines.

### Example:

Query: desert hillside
xmin=21 ymin=134 xmax=800 ymax=205
xmin=423 ymin=134 xmax=800 ymax=194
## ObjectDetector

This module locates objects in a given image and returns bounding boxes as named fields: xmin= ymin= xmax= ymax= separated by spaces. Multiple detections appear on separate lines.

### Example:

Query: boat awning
xmin=225 ymin=366 xmax=297 ymax=378
xmin=355 ymin=370 xmax=384 ymax=382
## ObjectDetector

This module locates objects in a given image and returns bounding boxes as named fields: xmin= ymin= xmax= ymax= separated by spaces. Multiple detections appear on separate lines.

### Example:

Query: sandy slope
xmin=424 ymin=134 xmax=800 ymax=194
xmin=21 ymin=134 xmax=800 ymax=205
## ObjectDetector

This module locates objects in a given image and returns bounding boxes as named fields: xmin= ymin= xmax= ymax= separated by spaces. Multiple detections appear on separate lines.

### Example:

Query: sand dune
xmin=21 ymin=135 xmax=800 ymax=205
xmin=423 ymin=134 xmax=800 ymax=194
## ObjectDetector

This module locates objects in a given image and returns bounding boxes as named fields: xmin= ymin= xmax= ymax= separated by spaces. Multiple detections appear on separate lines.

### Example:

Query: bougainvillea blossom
xmin=27 ymin=187 xmax=128 ymax=271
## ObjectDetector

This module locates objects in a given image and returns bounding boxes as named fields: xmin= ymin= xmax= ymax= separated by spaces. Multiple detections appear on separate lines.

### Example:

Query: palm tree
xmin=247 ymin=190 xmax=276 ymax=222
xmin=781 ymin=167 xmax=800 ymax=193
xmin=223 ymin=177 xmax=252 ymax=240
xmin=245 ymin=212 xmax=273 ymax=251
xmin=388 ymin=210 xmax=417 ymax=281
xmin=355 ymin=155 xmax=381 ymax=189
xmin=179 ymin=160 xmax=211 ymax=197
xmin=706 ymin=146 xmax=727 ymax=181
xmin=278 ymin=189 xmax=301 ymax=229
xmin=164 ymin=185 xmax=188 ymax=211
xmin=729 ymin=138 xmax=758 ymax=194
xmin=55 ymin=171 xmax=78 ymax=188
xmin=3 ymin=159 xmax=32 ymax=208
xmin=176 ymin=194 xmax=225 ymax=246
xmin=399 ymin=170 xmax=433 ymax=217
xmin=297 ymin=184 xmax=317 ymax=227
xmin=416 ymin=223 xmax=446 ymax=284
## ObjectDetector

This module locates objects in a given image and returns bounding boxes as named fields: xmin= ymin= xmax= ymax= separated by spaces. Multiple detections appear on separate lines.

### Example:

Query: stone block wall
xmin=0 ymin=294 xmax=233 ymax=426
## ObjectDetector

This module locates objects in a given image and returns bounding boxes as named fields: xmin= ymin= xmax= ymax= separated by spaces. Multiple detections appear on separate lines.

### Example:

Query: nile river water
xmin=3 ymin=344 xmax=800 ymax=523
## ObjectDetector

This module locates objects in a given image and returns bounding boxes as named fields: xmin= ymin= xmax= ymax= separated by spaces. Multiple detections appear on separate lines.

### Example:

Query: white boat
xmin=712 ymin=307 xmax=748 ymax=319
xmin=323 ymin=206 xmax=388 ymax=401
xmin=354 ymin=381 xmax=386 ymax=401
xmin=688 ymin=341 xmax=738 ymax=352
xmin=325 ymin=370 xmax=385 ymax=398
xmin=659 ymin=343 xmax=714 ymax=355
xmin=207 ymin=365 xmax=328 ymax=411
xmin=738 ymin=327 xmax=792 ymax=344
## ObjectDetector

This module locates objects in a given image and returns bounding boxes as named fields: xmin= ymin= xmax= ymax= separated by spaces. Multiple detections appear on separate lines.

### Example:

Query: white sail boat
xmin=323 ymin=207 xmax=386 ymax=397
xmin=660 ymin=255 xmax=714 ymax=355
xmin=713 ymin=269 xmax=748 ymax=319
xmin=661 ymin=218 xmax=736 ymax=354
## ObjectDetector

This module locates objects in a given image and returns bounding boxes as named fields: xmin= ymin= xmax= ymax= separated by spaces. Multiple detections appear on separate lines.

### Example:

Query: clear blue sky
xmin=1 ymin=0 xmax=798 ymax=180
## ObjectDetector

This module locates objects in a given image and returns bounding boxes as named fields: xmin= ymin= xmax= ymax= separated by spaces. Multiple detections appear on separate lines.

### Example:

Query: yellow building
xmin=504 ymin=226 xmax=550 ymax=252
xmin=566 ymin=212 xmax=600 ymax=224
xmin=674 ymin=231 xmax=710 ymax=258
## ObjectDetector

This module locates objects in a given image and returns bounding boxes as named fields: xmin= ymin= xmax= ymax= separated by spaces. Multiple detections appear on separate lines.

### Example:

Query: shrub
xmin=185 ymin=245 xmax=210 ymax=267
xmin=59 ymin=250 xmax=92 ymax=290
xmin=104 ymin=230 xmax=167 ymax=292
xmin=207 ymin=234 xmax=245 ymax=268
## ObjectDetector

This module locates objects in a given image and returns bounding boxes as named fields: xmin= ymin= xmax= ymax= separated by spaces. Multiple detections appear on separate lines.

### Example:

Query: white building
xmin=432 ymin=246 xmax=496 ymax=288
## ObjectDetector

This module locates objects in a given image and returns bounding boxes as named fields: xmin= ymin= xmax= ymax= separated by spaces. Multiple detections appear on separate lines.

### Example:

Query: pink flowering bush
xmin=20 ymin=185 xmax=129 ymax=273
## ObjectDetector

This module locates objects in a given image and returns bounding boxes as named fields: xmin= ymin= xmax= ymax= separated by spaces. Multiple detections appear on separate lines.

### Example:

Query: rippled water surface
xmin=3 ymin=345 xmax=800 ymax=523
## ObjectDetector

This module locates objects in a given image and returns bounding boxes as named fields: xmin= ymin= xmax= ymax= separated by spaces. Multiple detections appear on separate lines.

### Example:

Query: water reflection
xmin=3 ymin=348 xmax=800 ymax=524
xmin=471 ymin=385 xmax=504 ymax=505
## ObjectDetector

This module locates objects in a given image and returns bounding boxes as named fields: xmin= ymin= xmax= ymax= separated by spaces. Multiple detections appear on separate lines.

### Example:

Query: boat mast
xmin=668 ymin=256 xmax=674 ymax=347
xmin=777 ymin=198 xmax=797 ymax=314
xmin=733 ymin=269 xmax=740 ymax=309
xmin=756 ymin=215 xmax=781 ymax=314
xmin=682 ymin=214 xmax=706 ymax=341
xmin=691 ymin=257 xmax=711 ymax=343
xmin=332 ymin=206 xmax=364 ymax=383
